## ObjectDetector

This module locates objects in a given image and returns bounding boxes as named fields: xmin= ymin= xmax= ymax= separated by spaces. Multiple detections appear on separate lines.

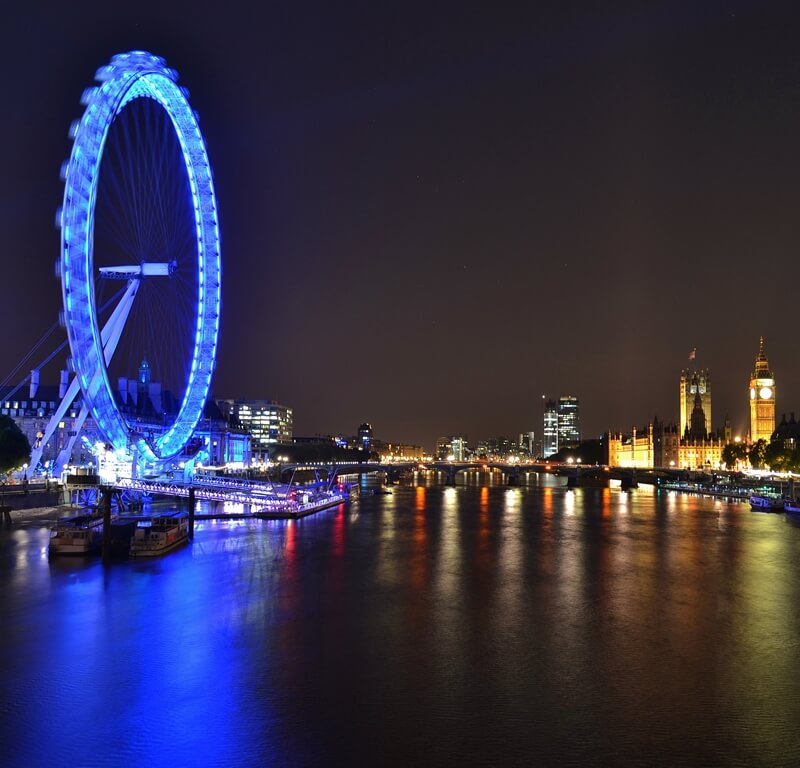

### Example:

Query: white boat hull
xmin=129 ymin=515 xmax=189 ymax=557
xmin=49 ymin=515 xmax=104 ymax=556
xmin=49 ymin=540 xmax=99 ymax=555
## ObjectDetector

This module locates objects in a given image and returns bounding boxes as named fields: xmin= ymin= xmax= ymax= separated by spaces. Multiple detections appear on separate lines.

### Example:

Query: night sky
xmin=3 ymin=1 xmax=800 ymax=450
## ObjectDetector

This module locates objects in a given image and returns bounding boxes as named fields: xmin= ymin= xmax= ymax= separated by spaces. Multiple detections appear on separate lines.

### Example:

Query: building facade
xmin=558 ymin=395 xmax=581 ymax=448
xmin=357 ymin=423 xmax=374 ymax=451
xmin=542 ymin=399 xmax=559 ymax=457
xmin=609 ymin=377 xmax=725 ymax=470
xmin=519 ymin=431 xmax=535 ymax=457
xmin=749 ymin=337 xmax=776 ymax=443
xmin=679 ymin=368 xmax=711 ymax=437
xmin=607 ymin=421 xmax=724 ymax=470
xmin=3 ymin=377 xmax=250 ymax=475
xmin=196 ymin=400 xmax=251 ymax=468
xmin=436 ymin=436 xmax=466 ymax=461
xmin=1 ymin=383 xmax=103 ymax=473
xmin=378 ymin=443 xmax=424 ymax=461
xmin=219 ymin=400 xmax=293 ymax=457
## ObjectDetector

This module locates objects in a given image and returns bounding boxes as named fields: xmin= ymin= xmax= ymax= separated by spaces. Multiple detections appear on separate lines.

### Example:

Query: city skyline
xmin=3 ymin=2 xmax=800 ymax=450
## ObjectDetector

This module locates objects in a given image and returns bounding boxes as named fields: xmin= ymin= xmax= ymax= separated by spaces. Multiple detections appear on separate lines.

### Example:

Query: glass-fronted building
xmin=558 ymin=395 xmax=581 ymax=448
xmin=543 ymin=399 xmax=559 ymax=457
xmin=220 ymin=400 xmax=293 ymax=457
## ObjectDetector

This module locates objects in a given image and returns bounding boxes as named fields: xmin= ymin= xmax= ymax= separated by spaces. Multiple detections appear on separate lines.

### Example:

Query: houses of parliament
xmin=608 ymin=338 xmax=777 ymax=469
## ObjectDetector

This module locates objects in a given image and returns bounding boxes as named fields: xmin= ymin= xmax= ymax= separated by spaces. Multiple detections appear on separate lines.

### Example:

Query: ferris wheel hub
xmin=98 ymin=262 xmax=177 ymax=280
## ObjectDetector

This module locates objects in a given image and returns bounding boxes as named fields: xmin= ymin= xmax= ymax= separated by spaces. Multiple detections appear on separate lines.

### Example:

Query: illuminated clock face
xmin=750 ymin=387 xmax=756 ymax=400
xmin=760 ymin=386 xmax=773 ymax=400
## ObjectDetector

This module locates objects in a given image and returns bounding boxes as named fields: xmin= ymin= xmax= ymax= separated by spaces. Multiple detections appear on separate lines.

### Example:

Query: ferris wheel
xmin=57 ymin=51 xmax=221 ymax=466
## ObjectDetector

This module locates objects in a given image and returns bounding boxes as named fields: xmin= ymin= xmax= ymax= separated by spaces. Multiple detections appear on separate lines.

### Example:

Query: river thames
xmin=3 ymin=475 xmax=800 ymax=767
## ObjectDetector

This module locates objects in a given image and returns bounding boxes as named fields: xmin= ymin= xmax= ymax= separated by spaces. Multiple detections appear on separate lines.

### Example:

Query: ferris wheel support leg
xmin=97 ymin=279 xmax=140 ymax=364
xmin=52 ymin=403 xmax=90 ymax=479
xmin=26 ymin=280 xmax=139 ymax=480
xmin=26 ymin=375 xmax=82 ymax=480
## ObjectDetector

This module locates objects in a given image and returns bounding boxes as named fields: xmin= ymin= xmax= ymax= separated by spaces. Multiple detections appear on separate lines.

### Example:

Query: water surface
xmin=3 ymin=480 xmax=800 ymax=767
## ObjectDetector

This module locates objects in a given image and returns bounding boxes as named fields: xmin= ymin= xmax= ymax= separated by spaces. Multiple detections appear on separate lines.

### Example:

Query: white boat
xmin=129 ymin=512 xmax=189 ymax=557
xmin=49 ymin=513 xmax=105 ymax=556
xmin=750 ymin=494 xmax=784 ymax=512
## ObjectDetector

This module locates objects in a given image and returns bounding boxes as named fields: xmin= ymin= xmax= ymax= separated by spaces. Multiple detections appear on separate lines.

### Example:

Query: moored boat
xmin=49 ymin=513 xmax=105 ymax=556
xmin=750 ymin=494 xmax=784 ymax=512
xmin=784 ymin=498 xmax=800 ymax=514
xmin=129 ymin=511 xmax=189 ymax=557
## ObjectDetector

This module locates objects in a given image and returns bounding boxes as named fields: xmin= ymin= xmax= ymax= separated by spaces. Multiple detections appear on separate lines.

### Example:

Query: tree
xmin=721 ymin=442 xmax=749 ymax=469
xmin=765 ymin=441 xmax=790 ymax=472
xmin=0 ymin=415 xmax=31 ymax=475
xmin=748 ymin=439 xmax=768 ymax=470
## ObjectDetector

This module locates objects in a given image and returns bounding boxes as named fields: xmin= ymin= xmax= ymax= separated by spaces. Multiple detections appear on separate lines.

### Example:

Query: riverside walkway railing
xmin=114 ymin=476 xmax=294 ymax=513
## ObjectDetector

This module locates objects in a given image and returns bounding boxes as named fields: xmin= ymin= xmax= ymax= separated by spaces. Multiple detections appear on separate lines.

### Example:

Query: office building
xmin=221 ymin=399 xmax=293 ymax=457
xmin=543 ymin=399 xmax=559 ymax=457
xmin=558 ymin=395 xmax=581 ymax=448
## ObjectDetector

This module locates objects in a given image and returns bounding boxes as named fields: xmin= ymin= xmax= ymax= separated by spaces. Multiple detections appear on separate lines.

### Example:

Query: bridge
xmin=253 ymin=460 xmax=692 ymax=489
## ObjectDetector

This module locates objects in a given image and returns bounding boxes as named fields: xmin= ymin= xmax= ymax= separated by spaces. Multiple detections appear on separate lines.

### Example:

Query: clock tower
xmin=749 ymin=337 xmax=776 ymax=443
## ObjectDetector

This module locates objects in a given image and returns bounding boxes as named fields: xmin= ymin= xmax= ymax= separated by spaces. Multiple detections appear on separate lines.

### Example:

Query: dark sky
xmin=3 ymin=1 xmax=800 ymax=450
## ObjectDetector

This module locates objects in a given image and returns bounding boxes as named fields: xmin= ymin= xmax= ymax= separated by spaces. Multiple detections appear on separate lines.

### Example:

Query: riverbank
xmin=1 ymin=505 xmax=77 ymax=525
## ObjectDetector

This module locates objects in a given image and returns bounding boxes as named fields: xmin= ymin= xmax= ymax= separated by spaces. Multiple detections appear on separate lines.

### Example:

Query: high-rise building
xmin=221 ymin=400 xmax=293 ymax=456
xmin=519 ymin=431 xmax=535 ymax=456
xmin=679 ymin=368 xmax=711 ymax=437
xmin=558 ymin=395 xmax=581 ymax=448
xmin=436 ymin=436 xmax=466 ymax=461
xmin=543 ymin=399 xmax=559 ymax=457
xmin=749 ymin=337 xmax=776 ymax=443
xmin=357 ymin=422 xmax=374 ymax=451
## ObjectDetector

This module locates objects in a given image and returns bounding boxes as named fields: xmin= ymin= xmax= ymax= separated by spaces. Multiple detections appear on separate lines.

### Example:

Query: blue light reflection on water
xmin=3 ymin=483 xmax=800 ymax=767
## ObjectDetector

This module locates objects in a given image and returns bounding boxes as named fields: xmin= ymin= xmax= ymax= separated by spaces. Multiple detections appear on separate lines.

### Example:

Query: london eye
xmin=58 ymin=51 xmax=221 ymax=467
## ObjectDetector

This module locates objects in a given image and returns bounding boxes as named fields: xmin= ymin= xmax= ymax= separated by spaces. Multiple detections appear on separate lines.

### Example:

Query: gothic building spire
xmin=688 ymin=390 xmax=707 ymax=441
xmin=753 ymin=336 xmax=772 ymax=378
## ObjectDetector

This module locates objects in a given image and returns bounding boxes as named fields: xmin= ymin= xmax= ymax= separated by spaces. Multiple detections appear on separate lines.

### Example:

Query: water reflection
xmin=3 ymin=485 xmax=800 ymax=767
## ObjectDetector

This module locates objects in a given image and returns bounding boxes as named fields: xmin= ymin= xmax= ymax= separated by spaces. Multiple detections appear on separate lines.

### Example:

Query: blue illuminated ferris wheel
xmin=58 ymin=51 xmax=221 ymax=465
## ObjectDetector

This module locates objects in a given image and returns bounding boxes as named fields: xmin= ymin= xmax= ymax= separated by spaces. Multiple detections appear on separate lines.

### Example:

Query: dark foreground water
xmin=3 ymin=479 xmax=800 ymax=767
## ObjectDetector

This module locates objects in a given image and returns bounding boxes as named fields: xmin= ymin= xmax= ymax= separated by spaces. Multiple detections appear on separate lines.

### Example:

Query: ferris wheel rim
xmin=59 ymin=51 xmax=221 ymax=463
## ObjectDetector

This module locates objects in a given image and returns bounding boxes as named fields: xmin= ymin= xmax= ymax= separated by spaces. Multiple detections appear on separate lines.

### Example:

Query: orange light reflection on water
xmin=543 ymin=487 xmax=553 ymax=517
xmin=602 ymin=486 xmax=611 ymax=518
xmin=479 ymin=486 xmax=490 ymax=535
xmin=411 ymin=487 xmax=428 ymax=591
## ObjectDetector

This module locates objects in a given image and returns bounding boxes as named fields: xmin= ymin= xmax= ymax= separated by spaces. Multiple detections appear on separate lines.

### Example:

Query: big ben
xmin=749 ymin=337 xmax=776 ymax=443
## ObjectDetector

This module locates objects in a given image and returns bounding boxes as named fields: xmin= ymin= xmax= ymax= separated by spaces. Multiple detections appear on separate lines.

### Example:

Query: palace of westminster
xmin=607 ymin=337 xmax=790 ymax=470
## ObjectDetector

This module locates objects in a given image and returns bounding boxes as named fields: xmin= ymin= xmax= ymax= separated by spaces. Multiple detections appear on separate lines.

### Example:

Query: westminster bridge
xmin=275 ymin=460 xmax=716 ymax=490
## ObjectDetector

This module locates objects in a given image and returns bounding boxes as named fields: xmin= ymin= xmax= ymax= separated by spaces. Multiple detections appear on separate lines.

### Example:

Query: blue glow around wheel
xmin=59 ymin=51 xmax=221 ymax=463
